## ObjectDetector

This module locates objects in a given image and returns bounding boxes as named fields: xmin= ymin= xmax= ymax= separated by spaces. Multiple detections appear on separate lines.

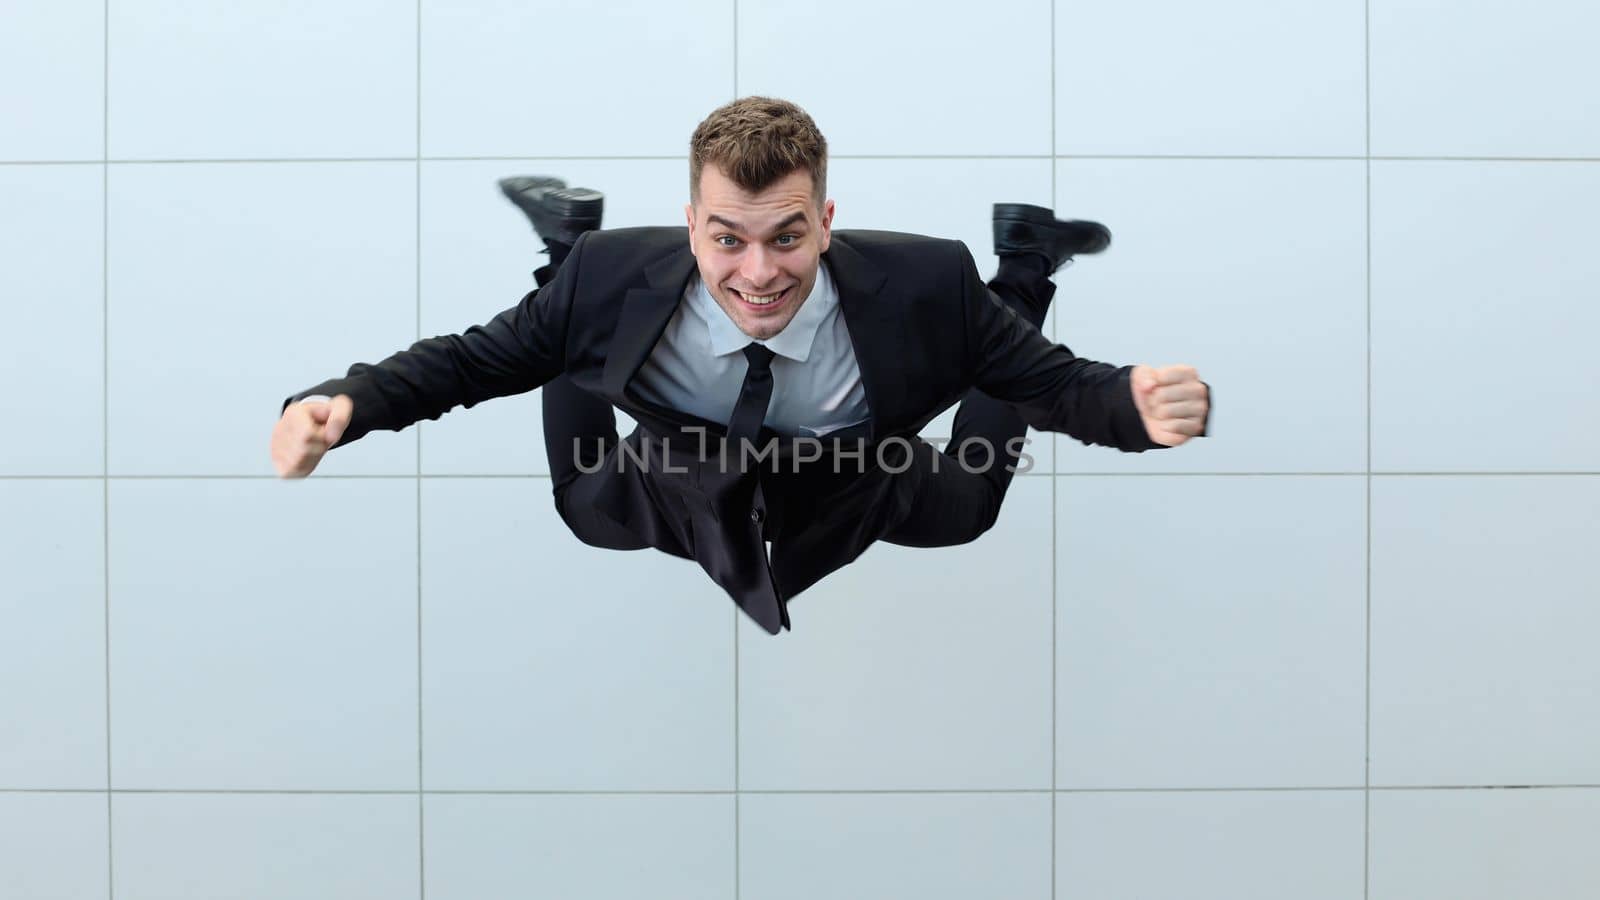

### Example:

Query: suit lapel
xmin=600 ymin=236 xmax=901 ymax=440
xmin=824 ymin=237 xmax=898 ymax=441
xmin=602 ymin=245 xmax=698 ymax=399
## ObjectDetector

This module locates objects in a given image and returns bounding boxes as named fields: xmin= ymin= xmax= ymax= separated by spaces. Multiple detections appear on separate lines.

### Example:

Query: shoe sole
xmin=498 ymin=179 xmax=604 ymax=242
xmin=992 ymin=203 xmax=1112 ymax=256
xmin=498 ymin=175 xmax=565 ymax=197
xmin=542 ymin=187 xmax=604 ymax=220
xmin=992 ymin=203 xmax=1058 ymax=226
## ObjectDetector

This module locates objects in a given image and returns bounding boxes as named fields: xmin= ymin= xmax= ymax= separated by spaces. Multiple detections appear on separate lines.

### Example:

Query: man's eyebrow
xmin=707 ymin=212 xmax=809 ymax=235
xmin=769 ymin=212 xmax=808 ymax=232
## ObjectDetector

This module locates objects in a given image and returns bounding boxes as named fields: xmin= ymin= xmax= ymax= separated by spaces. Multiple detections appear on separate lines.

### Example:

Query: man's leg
xmin=499 ymin=176 xmax=657 ymax=551
xmin=882 ymin=205 xmax=1110 ymax=547
xmin=528 ymin=234 xmax=620 ymax=501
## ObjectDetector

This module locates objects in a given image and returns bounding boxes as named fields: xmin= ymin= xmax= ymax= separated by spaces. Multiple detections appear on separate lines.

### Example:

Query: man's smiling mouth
xmin=733 ymin=287 xmax=788 ymax=308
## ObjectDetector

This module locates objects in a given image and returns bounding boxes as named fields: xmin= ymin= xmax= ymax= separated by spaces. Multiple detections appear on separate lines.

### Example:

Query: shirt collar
xmin=690 ymin=263 xmax=838 ymax=362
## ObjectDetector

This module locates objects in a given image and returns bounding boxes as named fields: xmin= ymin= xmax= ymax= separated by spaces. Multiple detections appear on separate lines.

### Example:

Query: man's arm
xmin=270 ymin=231 xmax=589 ymax=477
xmin=956 ymin=242 xmax=1209 ymax=451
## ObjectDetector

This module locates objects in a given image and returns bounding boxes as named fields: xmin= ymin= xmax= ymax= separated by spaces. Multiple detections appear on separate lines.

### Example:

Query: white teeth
xmin=742 ymin=290 xmax=781 ymax=306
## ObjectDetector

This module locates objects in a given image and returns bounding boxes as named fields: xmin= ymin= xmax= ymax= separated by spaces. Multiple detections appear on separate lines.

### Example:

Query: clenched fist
xmin=1131 ymin=365 xmax=1209 ymax=447
xmin=270 ymin=395 xmax=353 ymax=478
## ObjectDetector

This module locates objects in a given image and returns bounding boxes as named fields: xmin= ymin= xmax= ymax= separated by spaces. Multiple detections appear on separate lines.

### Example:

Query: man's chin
xmin=737 ymin=319 xmax=786 ymax=341
xmin=716 ymin=293 xmax=795 ymax=340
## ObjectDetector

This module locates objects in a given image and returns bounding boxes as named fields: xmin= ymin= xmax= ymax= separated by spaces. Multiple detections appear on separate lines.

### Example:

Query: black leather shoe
xmin=497 ymin=176 xmax=604 ymax=246
xmin=993 ymin=203 xmax=1111 ymax=271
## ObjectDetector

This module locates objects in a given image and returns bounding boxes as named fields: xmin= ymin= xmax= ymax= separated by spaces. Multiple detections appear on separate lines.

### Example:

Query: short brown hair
xmin=689 ymin=96 xmax=828 ymax=208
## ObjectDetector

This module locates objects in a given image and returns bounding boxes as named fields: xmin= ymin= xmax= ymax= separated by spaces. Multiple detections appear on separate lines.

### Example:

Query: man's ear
xmin=684 ymin=202 xmax=697 ymax=254
xmin=818 ymin=198 xmax=835 ymax=253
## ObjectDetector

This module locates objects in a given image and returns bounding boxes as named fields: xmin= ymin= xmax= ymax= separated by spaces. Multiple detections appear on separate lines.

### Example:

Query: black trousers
xmin=537 ymin=254 xmax=1056 ymax=556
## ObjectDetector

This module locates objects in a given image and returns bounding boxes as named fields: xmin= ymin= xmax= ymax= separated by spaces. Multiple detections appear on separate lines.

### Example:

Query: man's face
xmin=685 ymin=164 xmax=835 ymax=341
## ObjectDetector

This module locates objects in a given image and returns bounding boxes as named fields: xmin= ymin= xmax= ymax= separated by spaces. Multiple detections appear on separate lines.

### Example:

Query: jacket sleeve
xmin=957 ymin=241 xmax=1164 ymax=453
xmin=281 ymin=230 xmax=587 ymax=448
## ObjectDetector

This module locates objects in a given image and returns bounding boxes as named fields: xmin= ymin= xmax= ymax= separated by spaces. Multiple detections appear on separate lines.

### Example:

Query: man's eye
xmin=774 ymin=234 xmax=797 ymax=246
xmin=717 ymin=235 xmax=740 ymax=247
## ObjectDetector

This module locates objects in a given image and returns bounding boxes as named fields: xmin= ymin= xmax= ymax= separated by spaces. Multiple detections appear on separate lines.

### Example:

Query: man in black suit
xmin=270 ymin=96 xmax=1210 ymax=634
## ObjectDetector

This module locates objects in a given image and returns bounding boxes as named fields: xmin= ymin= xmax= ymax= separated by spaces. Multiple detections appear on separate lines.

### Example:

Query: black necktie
xmin=726 ymin=343 xmax=777 ymax=452
xmin=703 ymin=342 xmax=787 ymax=632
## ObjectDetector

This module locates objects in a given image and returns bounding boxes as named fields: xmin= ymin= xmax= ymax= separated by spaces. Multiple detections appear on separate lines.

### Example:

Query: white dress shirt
xmin=631 ymin=261 xmax=870 ymax=437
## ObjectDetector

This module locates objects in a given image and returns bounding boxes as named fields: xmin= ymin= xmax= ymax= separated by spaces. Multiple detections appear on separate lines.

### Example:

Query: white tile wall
xmin=0 ymin=0 xmax=103 ymax=161
xmin=0 ymin=165 xmax=104 ymax=476
xmin=108 ymin=479 xmax=419 ymax=790
xmin=5 ymin=0 xmax=1595 ymax=895
xmin=1371 ymin=160 xmax=1600 ymax=472
xmin=1057 ymin=791 xmax=1365 ymax=900
xmin=1370 ymin=0 xmax=1600 ymax=157
xmin=111 ymin=794 xmax=419 ymax=900
xmin=424 ymin=794 xmax=734 ymax=900
xmin=0 ymin=481 xmax=106 ymax=789
xmin=740 ymin=1 xmax=1053 ymax=156
xmin=1370 ymin=476 xmax=1600 ymax=787
xmin=420 ymin=479 xmax=733 ymax=791
xmin=1053 ymin=158 xmax=1367 ymax=473
xmin=739 ymin=479 xmax=1053 ymax=791
xmin=420 ymin=0 xmax=732 ymax=157
xmin=741 ymin=793 xmax=1053 ymax=900
xmin=0 ymin=793 xmax=110 ymax=900
xmin=108 ymin=0 xmax=416 ymax=159
xmin=1057 ymin=0 xmax=1366 ymax=157
xmin=107 ymin=162 xmax=418 ymax=477
xmin=1057 ymin=476 xmax=1367 ymax=789
xmin=1369 ymin=787 xmax=1600 ymax=900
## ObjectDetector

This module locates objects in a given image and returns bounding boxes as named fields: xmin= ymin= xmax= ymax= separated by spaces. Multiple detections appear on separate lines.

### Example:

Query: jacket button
xmin=750 ymin=507 xmax=765 ymax=525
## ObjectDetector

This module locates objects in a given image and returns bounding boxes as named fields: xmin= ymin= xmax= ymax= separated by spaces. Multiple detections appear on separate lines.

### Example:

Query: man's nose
xmin=740 ymin=245 xmax=779 ymax=287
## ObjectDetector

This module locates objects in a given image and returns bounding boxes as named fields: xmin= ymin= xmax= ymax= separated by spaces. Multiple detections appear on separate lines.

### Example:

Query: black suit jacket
xmin=295 ymin=227 xmax=1161 ymax=632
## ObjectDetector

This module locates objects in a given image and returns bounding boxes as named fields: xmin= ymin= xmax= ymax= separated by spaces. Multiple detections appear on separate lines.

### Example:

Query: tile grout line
xmin=732 ymin=606 xmax=741 ymax=900
xmin=102 ymin=0 xmax=114 ymax=895
xmin=416 ymin=0 xmax=428 ymax=890
xmin=13 ymin=471 xmax=1600 ymax=482
xmin=1364 ymin=0 xmax=1374 ymax=896
xmin=732 ymin=6 xmax=741 ymax=897
xmin=4 ymin=784 xmax=1594 ymax=796
xmin=1049 ymin=1 xmax=1059 ymax=897
xmin=11 ymin=154 xmax=1600 ymax=166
